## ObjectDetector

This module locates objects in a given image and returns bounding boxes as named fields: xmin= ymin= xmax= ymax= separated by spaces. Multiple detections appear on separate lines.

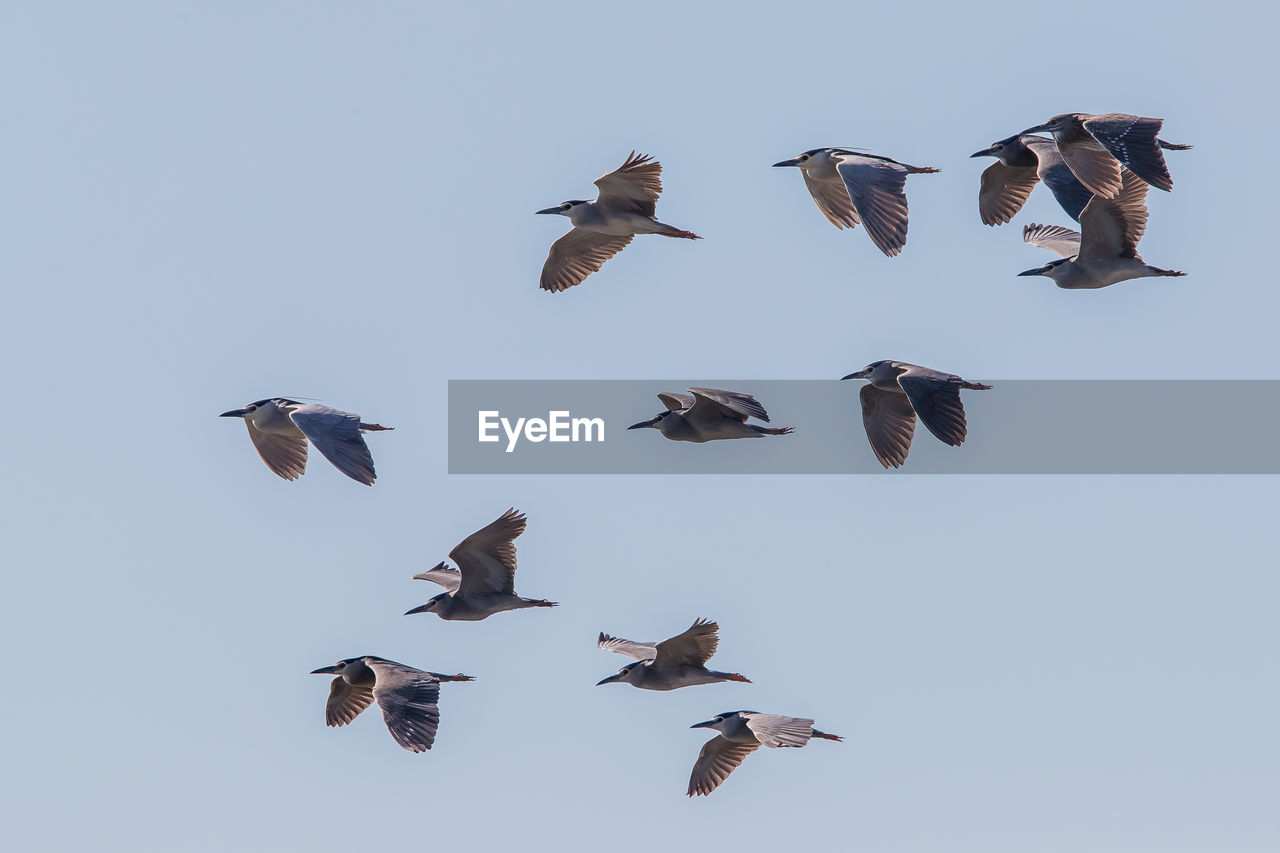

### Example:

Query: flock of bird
xmin=220 ymin=110 xmax=1190 ymax=797
xmin=537 ymin=111 xmax=1189 ymax=290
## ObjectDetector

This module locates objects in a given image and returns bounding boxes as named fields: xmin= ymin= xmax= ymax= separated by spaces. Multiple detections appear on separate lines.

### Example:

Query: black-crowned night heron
xmin=687 ymin=711 xmax=842 ymax=796
xmin=627 ymin=387 xmax=794 ymax=442
xmin=309 ymin=656 xmax=473 ymax=753
xmin=970 ymin=134 xmax=1092 ymax=225
xmin=536 ymin=151 xmax=700 ymax=292
xmin=405 ymin=508 xmax=557 ymax=621
xmin=772 ymin=147 xmax=939 ymax=257
xmin=596 ymin=618 xmax=751 ymax=691
xmin=841 ymin=361 xmax=991 ymax=468
xmin=1020 ymin=113 xmax=1191 ymax=198
xmin=1018 ymin=169 xmax=1187 ymax=289
xmin=219 ymin=398 xmax=392 ymax=485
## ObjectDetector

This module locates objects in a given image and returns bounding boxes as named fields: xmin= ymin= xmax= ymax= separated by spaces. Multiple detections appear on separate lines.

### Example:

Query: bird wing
xmin=288 ymin=405 xmax=378 ymax=485
xmin=657 ymin=391 xmax=695 ymax=412
xmin=1054 ymin=122 xmax=1124 ymax=199
xmin=1022 ymin=223 xmax=1081 ymax=259
xmin=1082 ymin=114 xmax=1172 ymax=192
xmin=688 ymin=736 xmax=759 ymax=796
xmin=653 ymin=618 xmax=719 ymax=668
xmin=897 ymin=368 xmax=971 ymax=448
xmin=859 ymin=384 xmax=916 ymax=469
xmin=1077 ymin=169 xmax=1150 ymax=262
xmin=1025 ymin=139 xmax=1092 ymax=221
xmin=539 ymin=229 xmax=634 ymax=292
xmin=742 ymin=713 xmax=816 ymax=748
xmin=324 ymin=677 xmax=375 ymax=727
xmin=366 ymin=660 xmax=441 ymax=753
xmin=978 ymin=161 xmax=1039 ymax=226
xmin=686 ymin=388 xmax=770 ymax=423
xmin=594 ymin=151 xmax=662 ymax=217
xmin=834 ymin=156 xmax=912 ymax=257
xmin=243 ymin=419 xmax=308 ymax=480
xmin=597 ymin=632 xmax=657 ymax=661
xmin=801 ymin=170 xmax=860 ymax=229
xmin=412 ymin=561 xmax=462 ymax=593
xmin=450 ymin=508 xmax=527 ymax=597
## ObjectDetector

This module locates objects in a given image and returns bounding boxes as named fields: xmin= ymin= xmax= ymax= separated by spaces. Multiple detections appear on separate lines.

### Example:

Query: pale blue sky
xmin=3 ymin=3 xmax=1277 ymax=851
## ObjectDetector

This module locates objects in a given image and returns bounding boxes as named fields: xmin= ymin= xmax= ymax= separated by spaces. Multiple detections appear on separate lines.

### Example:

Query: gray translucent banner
xmin=447 ymin=380 xmax=1280 ymax=474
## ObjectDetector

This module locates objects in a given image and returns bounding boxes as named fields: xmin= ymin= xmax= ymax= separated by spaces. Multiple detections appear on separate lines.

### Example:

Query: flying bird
xmin=310 ymin=656 xmax=473 ymax=753
xmin=687 ymin=711 xmax=842 ymax=796
xmin=535 ymin=151 xmax=700 ymax=292
xmin=841 ymin=362 xmax=991 ymax=468
xmin=1018 ymin=169 xmax=1186 ymax=288
xmin=773 ymin=147 xmax=939 ymax=256
xmin=627 ymin=387 xmax=794 ymax=442
xmin=970 ymin=133 xmax=1092 ymax=225
xmin=219 ymin=398 xmax=392 ymax=485
xmin=405 ymin=508 xmax=558 ymax=620
xmin=596 ymin=618 xmax=750 ymax=691
xmin=1020 ymin=113 xmax=1191 ymax=198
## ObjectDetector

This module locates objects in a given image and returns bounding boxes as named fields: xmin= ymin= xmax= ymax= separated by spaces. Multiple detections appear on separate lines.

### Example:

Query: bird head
xmin=219 ymin=400 xmax=264 ymax=419
xmin=404 ymin=594 xmax=446 ymax=616
xmin=1021 ymin=113 xmax=1079 ymax=135
xmin=772 ymin=148 xmax=830 ymax=170
xmin=310 ymin=657 xmax=362 ymax=676
xmin=627 ymin=410 xmax=673 ymax=432
xmin=690 ymin=711 xmax=744 ymax=733
xmin=1018 ymin=258 xmax=1070 ymax=280
xmin=596 ymin=661 xmax=643 ymax=686
xmin=535 ymin=200 xmax=588 ymax=216
xmin=841 ymin=360 xmax=891 ymax=382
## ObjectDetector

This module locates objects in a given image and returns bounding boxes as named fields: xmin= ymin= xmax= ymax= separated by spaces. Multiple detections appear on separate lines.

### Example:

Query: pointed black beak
xmin=310 ymin=665 xmax=340 ymax=675
xmin=970 ymin=147 xmax=996 ymax=158
xmin=690 ymin=719 xmax=717 ymax=729
xmin=405 ymin=603 xmax=434 ymax=615
xmin=535 ymin=206 xmax=561 ymax=215
xmin=627 ymin=417 xmax=660 ymax=430
xmin=219 ymin=408 xmax=249 ymax=418
xmin=772 ymin=158 xmax=802 ymax=167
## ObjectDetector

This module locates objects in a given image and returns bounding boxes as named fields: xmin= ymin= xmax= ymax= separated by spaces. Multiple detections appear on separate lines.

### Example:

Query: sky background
xmin=3 ymin=2 xmax=1277 ymax=851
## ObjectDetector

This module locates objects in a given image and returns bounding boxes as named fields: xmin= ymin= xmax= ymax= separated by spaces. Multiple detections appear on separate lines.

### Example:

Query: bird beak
xmin=627 ymin=417 xmax=660 ymax=430
xmin=535 ymin=206 xmax=561 ymax=215
xmin=772 ymin=158 xmax=802 ymax=168
xmin=970 ymin=147 xmax=995 ymax=158
xmin=1021 ymin=123 xmax=1051 ymax=134
xmin=1017 ymin=266 xmax=1047 ymax=277
xmin=404 ymin=602 xmax=434 ymax=615
xmin=219 ymin=408 xmax=249 ymax=418
xmin=596 ymin=673 xmax=622 ymax=686
xmin=840 ymin=369 xmax=870 ymax=381
xmin=690 ymin=720 xmax=717 ymax=729
xmin=310 ymin=665 xmax=340 ymax=675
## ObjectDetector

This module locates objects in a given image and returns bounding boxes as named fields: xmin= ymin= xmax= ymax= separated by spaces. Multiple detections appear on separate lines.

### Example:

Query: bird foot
xmin=766 ymin=427 xmax=795 ymax=435
xmin=725 ymin=673 xmax=752 ymax=683
xmin=671 ymin=229 xmax=702 ymax=239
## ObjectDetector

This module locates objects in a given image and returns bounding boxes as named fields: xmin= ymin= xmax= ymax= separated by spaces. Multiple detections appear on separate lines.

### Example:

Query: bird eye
xmin=799 ymin=154 xmax=809 ymax=161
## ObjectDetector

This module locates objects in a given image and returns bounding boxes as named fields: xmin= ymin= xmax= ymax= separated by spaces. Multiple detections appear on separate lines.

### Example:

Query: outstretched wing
xmin=742 ymin=713 xmax=816 ymax=748
xmin=366 ymin=660 xmax=442 ymax=753
xmin=688 ymin=736 xmax=759 ymax=796
xmin=1078 ymin=169 xmax=1150 ymax=262
xmin=1083 ymin=114 xmax=1173 ymax=192
xmin=835 ymin=155 xmax=912 ymax=256
xmin=324 ymin=677 xmax=375 ymax=727
xmin=657 ymin=391 xmax=696 ymax=412
xmin=978 ymin=161 xmax=1039 ymax=226
xmin=594 ymin=151 xmax=663 ymax=217
xmin=412 ymin=561 xmax=462 ymax=593
xmin=1022 ymin=223 xmax=1081 ymax=259
xmin=801 ymin=169 xmax=860 ymax=229
xmin=244 ymin=420 xmax=308 ymax=480
xmin=540 ymin=229 xmax=634 ymax=292
xmin=597 ymin=632 xmax=658 ymax=661
xmin=289 ymin=405 xmax=378 ymax=485
xmin=686 ymin=388 xmax=770 ymax=423
xmin=897 ymin=368 xmax=971 ymax=448
xmin=653 ymin=618 xmax=719 ymax=668
xmin=859 ymin=384 xmax=916 ymax=469
xmin=450 ymin=508 xmax=527 ymax=597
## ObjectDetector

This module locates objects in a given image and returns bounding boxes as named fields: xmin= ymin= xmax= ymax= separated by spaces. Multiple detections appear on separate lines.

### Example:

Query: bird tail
xmin=959 ymin=381 xmax=993 ymax=391
xmin=811 ymin=729 xmax=844 ymax=742
xmin=1158 ymin=140 xmax=1193 ymax=151
xmin=359 ymin=422 xmax=394 ymax=431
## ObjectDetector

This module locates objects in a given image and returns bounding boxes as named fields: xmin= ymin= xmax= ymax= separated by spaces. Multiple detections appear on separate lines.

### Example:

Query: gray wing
xmin=450 ymin=508 xmax=526 ymax=597
xmin=686 ymin=388 xmax=770 ymax=423
xmin=1025 ymin=139 xmax=1092 ymax=221
xmin=1023 ymin=223 xmax=1081 ymax=259
xmin=366 ymin=660 xmax=441 ymax=753
xmin=657 ymin=391 xmax=696 ymax=413
xmin=1078 ymin=169 xmax=1150 ymax=262
xmin=801 ymin=170 xmax=860 ymax=229
xmin=540 ymin=229 xmax=634 ymax=292
xmin=1083 ymin=114 xmax=1173 ymax=192
xmin=412 ymin=561 xmax=462 ymax=593
xmin=978 ymin=161 xmax=1039 ymax=226
xmin=859 ymin=384 xmax=916 ymax=469
xmin=653 ymin=618 xmax=719 ymax=668
xmin=288 ymin=405 xmax=378 ymax=486
xmin=325 ymin=678 xmax=375 ymax=727
xmin=897 ymin=369 xmax=970 ymax=448
xmin=597 ymin=632 xmax=658 ymax=661
xmin=688 ymin=736 xmax=759 ymax=796
xmin=1054 ymin=122 xmax=1124 ymax=199
xmin=594 ymin=151 xmax=662 ymax=217
xmin=835 ymin=156 xmax=912 ymax=257
xmin=244 ymin=419 xmax=308 ymax=480
xmin=742 ymin=713 xmax=816 ymax=748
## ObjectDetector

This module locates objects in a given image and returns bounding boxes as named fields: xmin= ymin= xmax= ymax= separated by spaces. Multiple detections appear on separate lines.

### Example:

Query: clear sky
xmin=3 ymin=2 xmax=1277 ymax=851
